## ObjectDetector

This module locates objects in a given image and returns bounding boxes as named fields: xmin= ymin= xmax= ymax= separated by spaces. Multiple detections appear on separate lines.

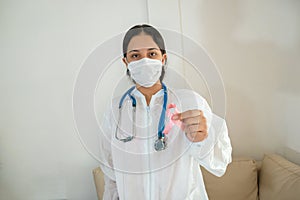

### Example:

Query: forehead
xmin=127 ymin=34 xmax=160 ymax=52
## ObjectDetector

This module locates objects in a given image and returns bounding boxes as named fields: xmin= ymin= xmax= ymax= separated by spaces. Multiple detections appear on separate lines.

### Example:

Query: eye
xmin=130 ymin=54 xmax=139 ymax=59
xmin=149 ymin=51 xmax=158 ymax=57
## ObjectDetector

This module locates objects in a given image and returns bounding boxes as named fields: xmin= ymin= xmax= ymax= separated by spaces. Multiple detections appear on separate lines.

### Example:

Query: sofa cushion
xmin=201 ymin=157 xmax=258 ymax=200
xmin=259 ymin=154 xmax=300 ymax=200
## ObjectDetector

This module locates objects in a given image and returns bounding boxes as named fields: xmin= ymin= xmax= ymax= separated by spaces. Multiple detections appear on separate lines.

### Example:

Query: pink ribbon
xmin=163 ymin=103 xmax=183 ymax=135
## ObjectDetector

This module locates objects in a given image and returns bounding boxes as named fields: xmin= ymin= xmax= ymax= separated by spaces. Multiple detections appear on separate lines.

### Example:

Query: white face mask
xmin=127 ymin=58 xmax=163 ymax=88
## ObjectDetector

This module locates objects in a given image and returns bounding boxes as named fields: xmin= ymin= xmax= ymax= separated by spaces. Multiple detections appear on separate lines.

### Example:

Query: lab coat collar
xmin=131 ymin=85 xmax=164 ymax=108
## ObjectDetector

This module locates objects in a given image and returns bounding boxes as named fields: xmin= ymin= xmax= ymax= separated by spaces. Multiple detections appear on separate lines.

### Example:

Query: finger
xmin=186 ymin=131 xmax=208 ymax=142
xmin=172 ymin=110 xmax=203 ymax=120
xmin=182 ymin=115 xmax=206 ymax=125
xmin=185 ymin=124 xmax=207 ymax=134
xmin=187 ymin=132 xmax=208 ymax=141
xmin=186 ymin=132 xmax=197 ymax=141
xmin=182 ymin=116 xmax=200 ymax=125
xmin=185 ymin=124 xmax=200 ymax=133
xmin=181 ymin=110 xmax=202 ymax=120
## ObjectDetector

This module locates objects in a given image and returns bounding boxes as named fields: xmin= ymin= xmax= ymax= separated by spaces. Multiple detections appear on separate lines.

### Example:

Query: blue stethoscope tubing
xmin=115 ymin=83 xmax=168 ymax=146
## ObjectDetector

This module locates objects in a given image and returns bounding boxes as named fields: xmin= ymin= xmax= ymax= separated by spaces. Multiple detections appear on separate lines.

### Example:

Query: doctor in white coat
xmin=99 ymin=24 xmax=232 ymax=200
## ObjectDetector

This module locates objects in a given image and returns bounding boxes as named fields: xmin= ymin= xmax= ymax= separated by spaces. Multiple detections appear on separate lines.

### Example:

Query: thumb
xmin=172 ymin=113 xmax=181 ymax=120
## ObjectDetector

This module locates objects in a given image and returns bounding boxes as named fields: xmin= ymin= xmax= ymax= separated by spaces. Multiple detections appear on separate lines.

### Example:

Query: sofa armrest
xmin=93 ymin=167 xmax=104 ymax=200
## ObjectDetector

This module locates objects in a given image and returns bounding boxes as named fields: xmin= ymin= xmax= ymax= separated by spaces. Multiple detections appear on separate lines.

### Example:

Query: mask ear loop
xmin=161 ymin=51 xmax=168 ymax=72
xmin=124 ymin=57 xmax=129 ymax=66
xmin=125 ymin=56 xmax=136 ymax=84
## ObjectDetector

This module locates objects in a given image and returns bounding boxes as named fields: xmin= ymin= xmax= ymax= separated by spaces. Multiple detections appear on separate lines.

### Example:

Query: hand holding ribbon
xmin=163 ymin=104 xmax=208 ymax=142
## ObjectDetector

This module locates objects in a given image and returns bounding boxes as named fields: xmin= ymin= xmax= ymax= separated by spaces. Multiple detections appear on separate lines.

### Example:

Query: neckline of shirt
xmin=131 ymin=86 xmax=164 ymax=108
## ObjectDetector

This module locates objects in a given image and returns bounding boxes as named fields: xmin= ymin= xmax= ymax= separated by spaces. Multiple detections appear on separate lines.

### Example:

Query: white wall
xmin=1 ymin=0 xmax=299 ymax=199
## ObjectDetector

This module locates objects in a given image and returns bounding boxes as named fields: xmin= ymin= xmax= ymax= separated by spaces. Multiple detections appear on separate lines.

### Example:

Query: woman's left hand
xmin=172 ymin=110 xmax=208 ymax=142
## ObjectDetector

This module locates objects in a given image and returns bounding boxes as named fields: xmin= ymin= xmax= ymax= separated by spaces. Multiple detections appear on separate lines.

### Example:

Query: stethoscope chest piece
xmin=154 ymin=137 xmax=166 ymax=151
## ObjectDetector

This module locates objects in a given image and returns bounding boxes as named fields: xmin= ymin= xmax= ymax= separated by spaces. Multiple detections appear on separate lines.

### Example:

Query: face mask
xmin=127 ymin=58 xmax=163 ymax=87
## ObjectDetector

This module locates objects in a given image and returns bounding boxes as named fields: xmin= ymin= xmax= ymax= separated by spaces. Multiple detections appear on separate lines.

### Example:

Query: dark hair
xmin=123 ymin=24 xmax=167 ymax=82
xmin=123 ymin=24 xmax=166 ymax=57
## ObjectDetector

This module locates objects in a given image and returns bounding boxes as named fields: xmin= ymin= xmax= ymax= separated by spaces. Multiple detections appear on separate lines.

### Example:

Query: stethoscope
xmin=115 ymin=83 xmax=168 ymax=151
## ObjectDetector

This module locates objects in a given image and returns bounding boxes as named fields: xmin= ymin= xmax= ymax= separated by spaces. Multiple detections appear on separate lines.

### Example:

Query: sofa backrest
xmin=259 ymin=154 xmax=300 ymax=200
xmin=92 ymin=154 xmax=300 ymax=200
xmin=201 ymin=157 xmax=259 ymax=200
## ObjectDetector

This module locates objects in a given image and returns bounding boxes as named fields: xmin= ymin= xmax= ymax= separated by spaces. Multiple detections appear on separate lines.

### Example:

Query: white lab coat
xmin=99 ymin=86 xmax=232 ymax=200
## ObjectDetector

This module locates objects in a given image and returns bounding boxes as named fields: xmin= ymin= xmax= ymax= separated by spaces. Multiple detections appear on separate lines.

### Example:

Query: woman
xmin=100 ymin=24 xmax=232 ymax=200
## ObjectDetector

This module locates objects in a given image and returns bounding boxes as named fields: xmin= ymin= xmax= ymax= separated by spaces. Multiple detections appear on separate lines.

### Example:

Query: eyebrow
xmin=127 ymin=48 xmax=160 ymax=53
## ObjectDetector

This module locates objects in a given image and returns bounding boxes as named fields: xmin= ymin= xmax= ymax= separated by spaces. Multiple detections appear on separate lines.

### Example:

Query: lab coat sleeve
xmin=176 ymin=89 xmax=232 ymax=177
xmin=103 ymin=174 xmax=119 ymax=200
xmin=189 ymin=114 xmax=232 ymax=177
xmin=99 ymin=106 xmax=119 ymax=200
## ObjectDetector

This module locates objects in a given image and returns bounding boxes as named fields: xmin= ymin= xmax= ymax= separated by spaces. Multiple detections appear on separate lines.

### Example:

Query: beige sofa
xmin=93 ymin=154 xmax=300 ymax=200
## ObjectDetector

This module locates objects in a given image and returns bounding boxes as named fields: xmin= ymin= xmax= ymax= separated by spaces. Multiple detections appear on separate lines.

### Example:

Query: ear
xmin=162 ymin=54 xmax=167 ymax=65
xmin=122 ymin=57 xmax=128 ymax=67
